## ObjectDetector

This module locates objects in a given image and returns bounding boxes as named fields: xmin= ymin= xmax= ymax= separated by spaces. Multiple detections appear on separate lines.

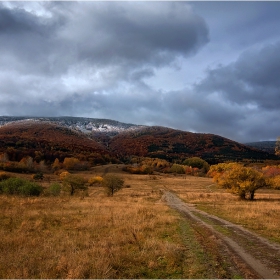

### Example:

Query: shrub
xmin=59 ymin=171 xmax=70 ymax=181
xmin=32 ymin=172 xmax=44 ymax=180
xmin=102 ymin=175 xmax=124 ymax=196
xmin=88 ymin=176 xmax=103 ymax=186
xmin=170 ymin=164 xmax=185 ymax=174
xmin=140 ymin=164 xmax=153 ymax=174
xmin=19 ymin=182 xmax=43 ymax=196
xmin=45 ymin=183 xmax=61 ymax=196
xmin=183 ymin=157 xmax=210 ymax=172
xmin=0 ymin=177 xmax=43 ymax=196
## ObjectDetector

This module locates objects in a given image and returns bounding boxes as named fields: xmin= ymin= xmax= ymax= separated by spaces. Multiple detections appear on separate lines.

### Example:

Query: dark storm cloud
xmin=0 ymin=4 xmax=41 ymax=33
xmin=0 ymin=1 xmax=209 ymax=116
xmin=0 ymin=2 xmax=209 ymax=73
xmin=1 ymin=1 xmax=280 ymax=143
xmin=186 ymin=41 xmax=280 ymax=142
xmin=0 ymin=4 xmax=66 ymax=76
xmin=58 ymin=2 xmax=209 ymax=66
xmin=196 ymin=42 xmax=280 ymax=110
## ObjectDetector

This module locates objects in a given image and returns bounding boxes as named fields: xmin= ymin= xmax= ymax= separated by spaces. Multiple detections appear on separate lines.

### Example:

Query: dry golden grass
xmin=0 ymin=168 xmax=188 ymax=279
xmin=164 ymin=175 xmax=280 ymax=243
xmin=0 ymin=196 xmax=183 ymax=278
xmin=1 ymin=166 xmax=280 ymax=278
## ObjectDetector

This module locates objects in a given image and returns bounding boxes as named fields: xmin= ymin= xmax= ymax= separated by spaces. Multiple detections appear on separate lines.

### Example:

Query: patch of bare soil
xmin=162 ymin=190 xmax=280 ymax=279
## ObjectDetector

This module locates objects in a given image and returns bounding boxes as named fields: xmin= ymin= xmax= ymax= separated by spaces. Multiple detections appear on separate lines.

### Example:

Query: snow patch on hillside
xmin=0 ymin=116 xmax=145 ymax=135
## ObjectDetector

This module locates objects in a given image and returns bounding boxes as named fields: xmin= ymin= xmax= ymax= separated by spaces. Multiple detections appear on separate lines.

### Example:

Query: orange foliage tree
xmin=62 ymin=157 xmax=80 ymax=170
xmin=208 ymin=163 xmax=268 ymax=200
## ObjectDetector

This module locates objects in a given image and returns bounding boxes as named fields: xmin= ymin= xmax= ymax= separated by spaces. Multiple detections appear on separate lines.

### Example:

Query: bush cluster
xmin=44 ymin=183 xmax=61 ymax=196
xmin=0 ymin=177 xmax=43 ymax=196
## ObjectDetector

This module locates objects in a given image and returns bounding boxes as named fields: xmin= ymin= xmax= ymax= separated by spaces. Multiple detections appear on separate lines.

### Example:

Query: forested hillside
xmin=109 ymin=126 xmax=278 ymax=164
xmin=0 ymin=117 xmax=278 ymax=165
xmin=0 ymin=121 xmax=114 ymax=165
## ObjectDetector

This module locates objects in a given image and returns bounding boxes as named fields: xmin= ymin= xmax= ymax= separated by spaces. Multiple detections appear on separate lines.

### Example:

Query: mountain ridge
xmin=0 ymin=116 xmax=278 ymax=164
xmin=0 ymin=116 xmax=145 ymax=136
xmin=245 ymin=141 xmax=276 ymax=155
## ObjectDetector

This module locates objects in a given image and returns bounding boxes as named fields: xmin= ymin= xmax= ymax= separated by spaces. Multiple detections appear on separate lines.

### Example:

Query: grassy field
xmin=163 ymin=175 xmax=280 ymax=243
xmin=0 ymin=164 xmax=280 ymax=278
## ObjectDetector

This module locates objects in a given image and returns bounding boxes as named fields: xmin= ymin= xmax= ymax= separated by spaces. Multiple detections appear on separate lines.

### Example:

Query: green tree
xmin=102 ymin=175 xmax=124 ymax=196
xmin=212 ymin=163 xmax=268 ymax=200
xmin=183 ymin=157 xmax=210 ymax=172
xmin=62 ymin=174 xmax=87 ymax=196
xmin=170 ymin=164 xmax=185 ymax=174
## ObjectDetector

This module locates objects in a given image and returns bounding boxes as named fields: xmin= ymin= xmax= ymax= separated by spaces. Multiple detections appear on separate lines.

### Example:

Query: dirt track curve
xmin=162 ymin=190 xmax=280 ymax=279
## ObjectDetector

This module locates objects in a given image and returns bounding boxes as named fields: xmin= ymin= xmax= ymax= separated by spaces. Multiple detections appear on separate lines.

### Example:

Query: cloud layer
xmin=0 ymin=2 xmax=280 ymax=142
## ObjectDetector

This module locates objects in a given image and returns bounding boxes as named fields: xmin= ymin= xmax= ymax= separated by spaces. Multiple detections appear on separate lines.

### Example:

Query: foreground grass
xmin=2 ymin=168 xmax=225 ymax=279
xmin=0 ymin=189 xmax=186 ymax=278
xmin=1 ymin=166 xmax=280 ymax=278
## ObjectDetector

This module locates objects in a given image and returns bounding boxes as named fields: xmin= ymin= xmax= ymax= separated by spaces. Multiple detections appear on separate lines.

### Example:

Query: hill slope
xmin=109 ymin=126 xmax=278 ymax=163
xmin=0 ymin=116 xmax=144 ymax=136
xmin=0 ymin=120 xmax=112 ymax=163
xmin=0 ymin=117 xmax=278 ymax=164
xmin=245 ymin=141 xmax=276 ymax=155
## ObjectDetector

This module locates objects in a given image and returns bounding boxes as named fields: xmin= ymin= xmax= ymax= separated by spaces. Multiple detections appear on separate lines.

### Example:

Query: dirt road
xmin=162 ymin=190 xmax=280 ymax=279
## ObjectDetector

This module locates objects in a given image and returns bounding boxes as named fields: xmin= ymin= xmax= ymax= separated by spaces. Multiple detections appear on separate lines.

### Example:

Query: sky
xmin=0 ymin=1 xmax=280 ymax=143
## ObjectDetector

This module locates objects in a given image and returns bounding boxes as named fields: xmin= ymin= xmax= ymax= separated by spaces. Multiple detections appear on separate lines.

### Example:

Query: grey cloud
xmin=66 ymin=2 xmax=209 ymax=67
xmin=0 ymin=2 xmax=209 ymax=76
xmin=196 ymin=42 xmax=280 ymax=111
xmin=1 ymin=2 xmax=280 ymax=144
xmin=186 ymin=41 xmax=280 ymax=142
xmin=0 ymin=1 xmax=209 ymax=112
xmin=0 ymin=4 xmax=64 ymax=75
xmin=0 ymin=4 xmax=41 ymax=33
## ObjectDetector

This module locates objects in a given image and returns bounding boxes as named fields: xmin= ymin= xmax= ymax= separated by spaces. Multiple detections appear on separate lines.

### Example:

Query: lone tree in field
xmin=102 ymin=174 xmax=124 ymax=196
xmin=62 ymin=174 xmax=87 ymax=196
xmin=210 ymin=163 xmax=268 ymax=200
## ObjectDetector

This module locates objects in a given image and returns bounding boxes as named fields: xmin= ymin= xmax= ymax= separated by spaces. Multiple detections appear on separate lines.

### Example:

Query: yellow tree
xmin=208 ymin=162 xmax=240 ymax=184
xmin=52 ymin=158 xmax=61 ymax=171
xmin=271 ymin=175 xmax=280 ymax=190
xmin=63 ymin=157 xmax=80 ymax=170
xmin=210 ymin=163 xmax=268 ymax=200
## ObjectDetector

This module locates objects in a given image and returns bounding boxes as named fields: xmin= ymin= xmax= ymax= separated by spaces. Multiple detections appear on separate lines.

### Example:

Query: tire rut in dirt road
xmin=162 ymin=190 xmax=280 ymax=279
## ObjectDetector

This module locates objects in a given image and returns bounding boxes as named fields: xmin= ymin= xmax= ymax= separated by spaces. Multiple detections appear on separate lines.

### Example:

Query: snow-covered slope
xmin=0 ymin=116 xmax=145 ymax=136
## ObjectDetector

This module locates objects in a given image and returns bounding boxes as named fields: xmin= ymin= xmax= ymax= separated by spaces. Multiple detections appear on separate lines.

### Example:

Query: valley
xmin=0 ymin=117 xmax=280 ymax=278
xmin=0 ymin=165 xmax=280 ymax=278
